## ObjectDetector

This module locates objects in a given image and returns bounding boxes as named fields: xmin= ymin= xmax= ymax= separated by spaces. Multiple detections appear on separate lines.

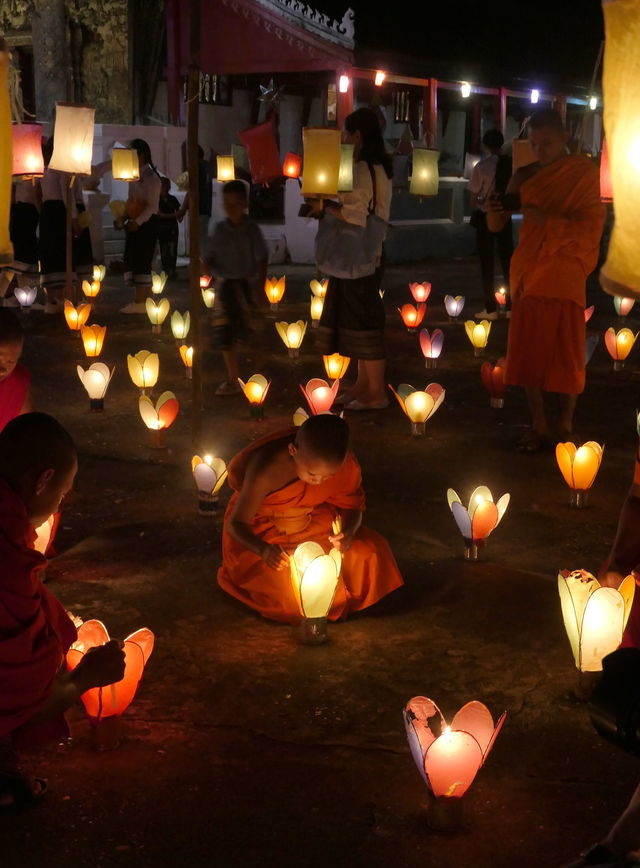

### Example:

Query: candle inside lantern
xmin=48 ymin=104 xmax=95 ymax=176
xmin=460 ymin=82 xmax=471 ymax=98
xmin=494 ymin=287 xmax=508 ymax=308
xmin=481 ymin=358 xmax=506 ymax=408
xmin=614 ymin=296 xmax=635 ymax=317
xmin=374 ymin=71 xmax=386 ymax=87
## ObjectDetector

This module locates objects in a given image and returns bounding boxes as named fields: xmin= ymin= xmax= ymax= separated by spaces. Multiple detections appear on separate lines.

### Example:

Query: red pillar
xmin=336 ymin=68 xmax=354 ymax=128
xmin=494 ymin=87 xmax=507 ymax=135
xmin=554 ymin=95 xmax=567 ymax=124
xmin=423 ymin=77 xmax=438 ymax=147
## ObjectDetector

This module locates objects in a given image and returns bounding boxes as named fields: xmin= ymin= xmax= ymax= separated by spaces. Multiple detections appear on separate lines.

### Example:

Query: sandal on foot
xmin=516 ymin=430 xmax=551 ymax=453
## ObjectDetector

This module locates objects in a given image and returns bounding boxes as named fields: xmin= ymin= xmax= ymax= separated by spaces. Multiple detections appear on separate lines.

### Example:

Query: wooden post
xmin=336 ymin=68 xmax=354 ymax=128
xmin=187 ymin=0 xmax=202 ymax=449
xmin=66 ymin=180 xmax=74 ymax=302
xmin=495 ymin=87 xmax=507 ymax=136
xmin=424 ymin=78 xmax=438 ymax=147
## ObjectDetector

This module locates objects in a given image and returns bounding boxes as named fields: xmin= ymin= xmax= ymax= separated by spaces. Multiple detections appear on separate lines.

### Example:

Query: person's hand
xmin=328 ymin=531 xmax=354 ymax=553
xmin=71 ymin=640 xmax=126 ymax=693
xmin=126 ymin=220 xmax=139 ymax=232
xmin=261 ymin=543 xmax=289 ymax=570
xmin=486 ymin=193 xmax=504 ymax=214
xmin=522 ymin=205 xmax=546 ymax=226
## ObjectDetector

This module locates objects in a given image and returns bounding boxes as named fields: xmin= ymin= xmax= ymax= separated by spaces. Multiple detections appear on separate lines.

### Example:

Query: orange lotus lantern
xmin=419 ymin=329 xmax=444 ymax=369
xmin=81 ymin=324 xmax=106 ymax=358
xmin=444 ymin=295 xmax=465 ymax=320
xmin=265 ymin=276 xmax=285 ymax=311
xmin=283 ymin=152 xmax=302 ymax=179
xmin=300 ymin=378 xmax=340 ymax=415
xmin=191 ymin=454 xmax=228 ymax=515
xmin=138 ymin=390 xmax=179 ymax=448
xmin=481 ymin=358 xmax=506 ymax=408
xmin=12 ymin=123 xmax=44 ymax=177
xmin=604 ymin=326 xmax=638 ymax=370
xmin=64 ymin=300 xmax=91 ymax=333
xmin=238 ymin=374 xmax=271 ymax=420
xmin=82 ymin=279 xmax=101 ymax=300
xmin=398 ymin=303 xmax=426 ymax=334
xmin=447 ymin=486 xmax=510 ymax=560
xmin=556 ymin=441 xmax=604 ymax=508
xmin=200 ymin=274 xmax=212 ymax=289
xmin=323 ymin=353 xmax=350 ymax=381
xmin=614 ymin=296 xmax=635 ymax=317
xmin=77 ymin=363 xmax=114 ymax=411
xmin=585 ymin=305 xmax=595 ymax=322
xmin=310 ymin=279 xmax=328 ymax=299
xmin=390 ymin=382 xmax=445 ymax=436
xmin=66 ymin=620 xmax=154 ymax=750
xmin=409 ymin=282 xmax=431 ymax=303
xmin=179 ymin=344 xmax=194 ymax=379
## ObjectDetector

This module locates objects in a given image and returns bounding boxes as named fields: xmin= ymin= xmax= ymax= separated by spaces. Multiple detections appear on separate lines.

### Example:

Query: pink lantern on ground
xmin=481 ymin=358 xmax=506 ymax=408
xmin=614 ymin=296 xmax=635 ymax=317
xmin=239 ymin=121 xmax=282 ymax=184
xmin=419 ymin=328 xmax=444 ymax=368
xmin=300 ymin=378 xmax=340 ymax=415
xmin=409 ymin=282 xmax=431 ymax=303
xmin=494 ymin=287 xmax=508 ymax=310
xmin=584 ymin=305 xmax=595 ymax=322
xmin=12 ymin=123 xmax=44 ymax=177
xmin=398 ymin=303 xmax=426 ymax=333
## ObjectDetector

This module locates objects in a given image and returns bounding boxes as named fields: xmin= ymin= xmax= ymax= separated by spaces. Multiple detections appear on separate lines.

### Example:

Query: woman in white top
xmin=315 ymin=108 xmax=393 ymax=410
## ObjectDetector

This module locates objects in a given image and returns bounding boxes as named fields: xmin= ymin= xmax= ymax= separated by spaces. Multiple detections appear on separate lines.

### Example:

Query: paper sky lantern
xmin=463 ymin=153 xmax=481 ymax=180
xmin=445 ymin=295 xmax=465 ymax=319
xmin=600 ymin=0 xmax=640 ymax=298
xmin=310 ymin=279 xmax=328 ymax=299
xmin=511 ymin=138 xmax=537 ymax=173
xmin=460 ymin=82 xmax=472 ymax=98
xmin=556 ymin=441 xmax=604 ymax=508
xmin=283 ymin=152 xmax=302 ymax=179
xmin=151 ymin=271 xmax=168 ymax=295
xmin=390 ymin=382 xmax=445 ymax=436
xmin=447 ymin=486 xmax=510 ymax=560
xmin=127 ymin=350 xmax=159 ymax=393
xmin=139 ymin=390 xmax=179 ymax=448
xmin=338 ymin=144 xmax=354 ymax=192
xmin=171 ymin=310 xmax=190 ymax=343
xmin=238 ymin=374 xmax=271 ymax=419
xmin=191 ymin=454 xmax=228 ymax=515
xmin=481 ymin=358 xmax=506 ymax=408
xmin=301 ymin=128 xmax=341 ymax=198
xmin=77 ymin=362 xmax=113 ymax=411
xmin=146 ymin=297 xmax=170 ymax=333
xmin=81 ymin=324 xmax=106 ymax=358
xmin=93 ymin=264 xmax=106 ymax=282
xmin=265 ymin=276 xmax=285 ymax=310
xmin=403 ymin=696 xmax=505 ymax=803
xmin=600 ymin=139 xmax=612 ymax=203
xmin=410 ymin=148 xmax=439 ymax=197
xmin=216 ymin=155 xmax=235 ymax=182
xmin=410 ymin=282 xmax=431 ymax=303
xmin=604 ymin=326 xmax=638 ymax=369
xmin=33 ymin=513 xmax=60 ymax=558
xmin=584 ymin=305 xmax=595 ymax=322
xmin=66 ymin=620 xmax=154 ymax=722
xmin=239 ymin=121 xmax=281 ymax=184
xmin=419 ymin=329 xmax=444 ymax=369
xmin=465 ymin=320 xmax=491 ymax=356
xmin=494 ymin=287 xmax=508 ymax=309
xmin=179 ymin=344 xmax=194 ymax=379
xmin=82 ymin=279 xmax=101 ymax=300
xmin=14 ymin=285 xmax=37 ymax=312
xmin=300 ymin=378 xmax=339 ymax=415
xmin=398 ymin=303 xmax=426 ymax=333
xmin=290 ymin=541 xmax=341 ymax=644
xmin=64 ymin=300 xmax=91 ymax=333
xmin=49 ymin=104 xmax=95 ymax=175
xmin=558 ymin=569 xmax=635 ymax=672
xmin=375 ymin=70 xmax=386 ymax=86
xmin=12 ymin=123 xmax=44 ymax=177
xmin=323 ymin=353 xmax=350 ymax=381
xmin=310 ymin=295 xmax=324 ymax=326
xmin=202 ymin=287 xmax=215 ymax=308
xmin=111 ymin=148 xmax=139 ymax=181
xmin=276 ymin=320 xmax=307 ymax=358
xmin=614 ymin=296 xmax=635 ymax=317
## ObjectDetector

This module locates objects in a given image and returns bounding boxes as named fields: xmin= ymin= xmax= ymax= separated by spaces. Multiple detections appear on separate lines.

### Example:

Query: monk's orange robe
xmin=218 ymin=429 xmax=404 ymax=622
xmin=506 ymin=155 xmax=605 ymax=394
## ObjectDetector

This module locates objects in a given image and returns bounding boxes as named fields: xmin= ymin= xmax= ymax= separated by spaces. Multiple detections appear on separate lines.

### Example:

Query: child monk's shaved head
xmin=289 ymin=415 xmax=349 ymax=485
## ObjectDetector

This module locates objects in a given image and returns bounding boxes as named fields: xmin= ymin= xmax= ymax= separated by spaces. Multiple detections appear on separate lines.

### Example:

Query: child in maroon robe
xmin=0 ymin=309 xmax=31 ymax=432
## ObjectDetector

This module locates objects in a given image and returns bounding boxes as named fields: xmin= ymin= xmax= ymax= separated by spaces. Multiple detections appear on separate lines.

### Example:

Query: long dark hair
xmin=129 ymin=137 xmax=160 ymax=177
xmin=345 ymin=107 xmax=393 ymax=179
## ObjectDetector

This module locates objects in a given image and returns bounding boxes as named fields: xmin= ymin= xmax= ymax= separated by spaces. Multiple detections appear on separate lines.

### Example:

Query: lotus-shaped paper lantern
xmin=481 ymin=358 xmax=506 ymax=408
xmin=191 ymin=454 xmax=228 ymax=514
xmin=202 ymin=287 xmax=216 ymax=308
xmin=419 ymin=329 xmax=444 ymax=369
xmin=444 ymin=295 xmax=465 ymax=319
xmin=179 ymin=344 xmax=194 ymax=379
xmin=64 ymin=301 xmax=91 ymax=333
xmin=238 ymin=374 xmax=271 ymax=419
xmin=14 ymin=285 xmax=37 ymax=312
xmin=558 ymin=569 xmax=635 ymax=672
xmin=33 ymin=513 xmax=61 ymax=557
xmin=605 ymin=327 xmax=638 ymax=370
xmin=410 ymin=282 xmax=431 ymax=303
xmin=93 ymin=264 xmax=106 ymax=282
xmin=323 ymin=353 xmax=350 ymax=381
xmin=447 ymin=486 xmax=510 ymax=560
xmin=403 ymin=696 xmax=505 ymax=808
xmin=585 ymin=305 xmax=595 ymax=322
xmin=283 ymin=152 xmax=302 ymax=179
xmin=398 ymin=303 xmax=426 ymax=333
xmin=293 ymin=407 xmax=310 ymax=427
xmin=139 ymin=391 xmax=179 ymax=448
xmin=290 ymin=541 xmax=342 ymax=644
xmin=127 ymin=350 xmax=159 ymax=393
xmin=300 ymin=378 xmax=339 ymax=415
xmin=465 ymin=320 xmax=491 ymax=356
xmin=276 ymin=320 xmax=307 ymax=358
xmin=614 ymin=297 xmax=635 ymax=317
xmin=200 ymin=274 xmax=211 ymax=289
xmin=82 ymin=279 xmax=101 ymax=300
xmin=146 ymin=297 xmax=170 ymax=333
xmin=77 ymin=363 xmax=114 ymax=411
xmin=265 ymin=276 xmax=285 ymax=310
xmin=556 ymin=441 xmax=604 ymax=507
xmin=310 ymin=279 xmax=328 ymax=299
xmin=151 ymin=271 xmax=168 ymax=295
xmin=390 ymin=382 xmax=445 ymax=436
xmin=494 ymin=287 xmax=508 ymax=310
xmin=310 ymin=295 xmax=324 ymax=326
xmin=171 ymin=310 xmax=190 ymax=343
xmin=81 ymin=324 xmax=106 ymax=358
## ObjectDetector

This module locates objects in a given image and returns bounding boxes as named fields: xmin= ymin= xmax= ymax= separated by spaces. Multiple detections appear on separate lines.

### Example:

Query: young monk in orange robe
xmin=487 ymin=108 xmax=605 ymax=452
xmin=218 ymin=414 xmax=403 ymax=622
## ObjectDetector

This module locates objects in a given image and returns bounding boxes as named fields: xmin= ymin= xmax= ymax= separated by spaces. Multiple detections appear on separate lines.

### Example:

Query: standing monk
xmin=487 ymin=109 xmax=605 ymax=452
xmin=218 ymin=414 xmax=403 ymax=622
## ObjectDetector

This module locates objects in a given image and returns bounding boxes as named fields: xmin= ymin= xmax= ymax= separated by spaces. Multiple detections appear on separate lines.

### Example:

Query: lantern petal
xmin=403 ymin=710 xmax=430 ymax=786
xmin=298 ymin=554 xmax=339 ymax=618
xmin=495 ymin=493 xmax=511 ymax=525
xmin=157 ymin=397 xmax=179 ymax=429
xmin=557 ymin=573 xmax=583 ymax=669
xmin=388 ymin=385 xmax=408 ymax=415
xmin=124 ymin=627 xmax=155 ymax=665
xmin=431 ymin=330 xmax=444 ymax=356
xmin=451 ymin=501 xmax=473 ymax=539
xmin=139 ymin=395 xmax=159 ymax=428
xmin=293 ymin=407 xmax=309 ymax=426
xmin=464 ymin=321 xmax=475 ymax=342
xmin=194 ymin=462 xmax=217 ymax=493
xmin=419 ymin=329 xmax=432 ymax=357
xmin=471 ymin=500 xmax=499 ymax=541
xmin=450 ymin=701 xmax=495 ymax=755
xmin=424 ymin=730 xmax=484 ymax=798
xmin=396 ymin=383 xmax=416 ymax=402
xmin=618 ymin=574 xmax=636 ymax=630
xmin=446 ymin=488 xmax=462 ymax=510
xmin=213 ymin=468 xmax=228 ymax=495
xmin=483 ymin=710 xmax=507 ymax=762
xmin=580 ymin=586 xmax=628 ymax=671
xmin=425 ymin=383 xmax=445 ymax=414
xmin=556 ymin=443 xmax=576 ymax=488
xmin=73 ymin=618 xmax=110 ymax=650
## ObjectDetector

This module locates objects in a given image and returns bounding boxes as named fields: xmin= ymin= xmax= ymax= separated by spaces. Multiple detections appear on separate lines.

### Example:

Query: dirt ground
xmin=3 ymin=256 xmax=640 ymax=868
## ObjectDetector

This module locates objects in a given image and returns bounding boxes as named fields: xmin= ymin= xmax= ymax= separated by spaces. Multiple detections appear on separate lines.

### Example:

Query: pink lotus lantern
xmin=481 ymin=358 xmax=506 ymax=408
xmin=409 ymin=282 xmax=431 ymax=303
xmin=494 ymin=287 xmax=508 ymax=311
xmin=419 ymin=328 xmax=444 ymax=369
xmin=300 ymin=378 xmax=340 ymax=415
xmin=584 ymin=305 xmax=595 ymax=322
xmin=604 ymin=327 xmax=638 ymax=370
xmin=614 ymin=296 xmax=635 ymax=317
xmin=398 ymin=303 xmax=427 ymax=333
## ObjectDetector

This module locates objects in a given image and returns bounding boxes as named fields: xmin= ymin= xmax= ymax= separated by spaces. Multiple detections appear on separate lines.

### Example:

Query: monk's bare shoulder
xmin=244 ymin=439 xmax=294 ymax=492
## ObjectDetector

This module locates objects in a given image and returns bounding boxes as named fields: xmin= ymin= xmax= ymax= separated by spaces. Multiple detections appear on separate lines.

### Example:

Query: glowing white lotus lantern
xmin=171 ymin=310 xmax=190 ymax=343
xmin=290 ymin=541 xmax=342 ymax=644
xmin=390 ymin=383 xmax=445 ymax=436
xmin=151 ymin=271 xmax=168 ymax=295
xmin=14 ymin=285 xmax=37 ymax=312
xmin=276 ymin=320 xmax=307 ymax=358
xmin=191 ymin=454 xmax=228 ymax=515
xmin=146 ymin=298 xmax=170 ymax=333
xmin=77 ymin=363 xmax=114 ymax=411
xmin=444 ymin=295 xmax=465 ymax=319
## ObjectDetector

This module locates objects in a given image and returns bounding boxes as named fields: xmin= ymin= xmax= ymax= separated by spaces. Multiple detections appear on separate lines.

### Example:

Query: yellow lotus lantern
xmin=290 ymin=541 xmax=342 ymax=644
xmin=81 ymin=324 xmax=106 ymax=358
xmin=49 ymin=104 xmax=95 ymax=176
xmin=238 ymin=374 xmax=271 ymax=420
xmin=111 ymin=148 xmax=140 ymax=181
xmin=179 ymin=344 xmax=194 ymax=379
xmin=77 ymin=363 xmax=114 ymax=411
xmin=138 ymin=390 xmax=179 ymax=448
xmin=465 ymin=320 xmax=491 ymax=356
xmin=276 ymin=320 xmax=307 ymax=358
xmin=604 ymin=326 xmax=638 ymax=370
xmin=338 ymin=144 xmax=354 ymax=192
xmin=151 ymin=271 xmax=168 ymax=295
xmin=390 ymin=382 xmax=445 ymax=436
xmin=323 ymin=353 xmax=350 ymax=381
xmin=127 ymin=350 xmax=159 ymax=394
xmin=264 ymin=276 xmax=285 ymax=311
xmin=146 ymin=297 xmax=170 ymax=333
xmin=556 ymin=441 xmax=604 ymax=508
xmin=191 ymin=454 xmax=228 ymax=515
xmin=447 ymin=486 xmax=510 ymax=560
xmin=82 ymin=279 xmax=101 ymax=300
xmin=410 ymin=148 xmax=439 ymax=197
xmin=64 ymin=300 xmax=91 ymax=333
xmin=301 ymin=127 xmax=341 ymax=198
xmin=171 ymin=310 xmax=190 ymax=344
xmin=93 ymin=265 xmax=106 ymax=282
xmin=202 ymin=287 xmax=216 ymax=308
xmin=310 ymin=279 xmax=328 ymax=299
xmin=216 ymin=155 xmax=235 ymax=181
xmin=558 ymin=569 xmax=635 ymax=672
xmin=310 ymin=295 xmax=324 ymax=326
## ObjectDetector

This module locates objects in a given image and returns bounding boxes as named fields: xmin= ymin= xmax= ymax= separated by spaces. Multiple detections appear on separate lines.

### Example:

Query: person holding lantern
xmin=487 ymin=108 xmax=605 ymax=452
xmin=218 ymin=414 xmax=403 ymax=621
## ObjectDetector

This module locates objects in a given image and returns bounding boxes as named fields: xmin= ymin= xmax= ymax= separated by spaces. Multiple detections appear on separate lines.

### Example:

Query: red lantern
xmin=239 ymin=121 xmax=282 ymax=184
xmin=481 ymin=358 xmax=506 ymax=408
xmin=283 ymin=152 xmax=302 ymax=179
xmin=600 ymin=139 xmax=612 ymax=203
xmin=12 ymin=123 xmax=44 ymax=177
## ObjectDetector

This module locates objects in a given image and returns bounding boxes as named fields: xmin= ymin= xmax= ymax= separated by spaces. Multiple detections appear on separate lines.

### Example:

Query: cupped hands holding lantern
xmin=68 ymin=638 xmax=126 ymax=696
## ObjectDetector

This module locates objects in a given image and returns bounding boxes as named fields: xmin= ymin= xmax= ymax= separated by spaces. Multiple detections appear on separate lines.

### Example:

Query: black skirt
xmin=39 ymin=200 xmax=67 ymax=289
xmin=9 ymin=202 xmax=39 ymax=275
xmin=315 ymin=270 xmax=386 ymax=360
xmin=72 ymin=203 xmax=94 ymax=280
xmin=124 ymin=216 xmax=158 ymax=289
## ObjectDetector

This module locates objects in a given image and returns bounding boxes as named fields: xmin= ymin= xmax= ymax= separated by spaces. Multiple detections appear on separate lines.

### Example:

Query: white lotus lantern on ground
xmin=77 ymin=363 xmax=114 ymax=412
xmin=191 ymin=455 xmax=228 ymax=515
xmin=290 ymin=541 xmax=341 ymax=645
xmin=444 ymin=295 xmax=465 ymax=320
xmin=276 ymin=321 xmax=307 ymax=358
xmin=14 ymin=285 xmax=37 ymax=312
